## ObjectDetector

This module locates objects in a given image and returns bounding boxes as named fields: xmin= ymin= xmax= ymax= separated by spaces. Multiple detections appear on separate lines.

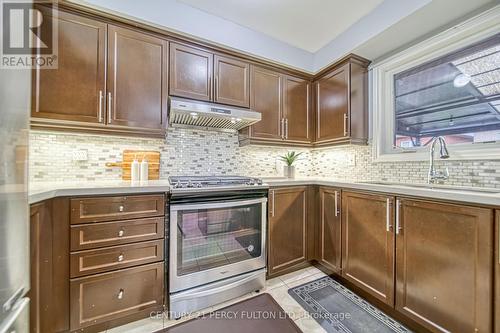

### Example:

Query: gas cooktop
xmin=169 ymin=176 xmax=264 ymax=189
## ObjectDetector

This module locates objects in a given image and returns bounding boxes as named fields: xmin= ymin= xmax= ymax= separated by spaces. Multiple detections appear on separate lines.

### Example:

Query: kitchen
xmin=1 ymin=0 xmax=500 ymax=333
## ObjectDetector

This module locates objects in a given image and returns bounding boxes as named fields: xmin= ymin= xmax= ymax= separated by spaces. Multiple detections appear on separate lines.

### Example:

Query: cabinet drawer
xmin=70 ymin=262 xmax=164 ymax=330
xmin=70 ymin=217 xmax=164 ymax=251
xmin=70 ymin=194 xmax=165 ymax=224
xmin=70 ymin=240 xmax=164 ymax=278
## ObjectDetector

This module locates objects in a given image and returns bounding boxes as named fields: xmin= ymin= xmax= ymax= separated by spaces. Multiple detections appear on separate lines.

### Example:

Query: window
xmin=394 ymin=34 xmax=500 ymax=149
xmin=372 ymin=7 xmax=500 ymax=161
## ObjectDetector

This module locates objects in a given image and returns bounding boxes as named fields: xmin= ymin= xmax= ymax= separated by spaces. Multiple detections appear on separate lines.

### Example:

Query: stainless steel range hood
xmin=169 ymin=97 xmax=261 ymax=132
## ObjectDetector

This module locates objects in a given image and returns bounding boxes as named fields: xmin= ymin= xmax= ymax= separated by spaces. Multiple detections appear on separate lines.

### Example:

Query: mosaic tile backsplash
xmin=29 ymin=129 xmax=500 ymax=188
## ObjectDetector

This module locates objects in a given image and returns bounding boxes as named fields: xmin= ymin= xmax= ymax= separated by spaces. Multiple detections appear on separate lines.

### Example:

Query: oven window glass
xmin=176 ymin=202 xmax=262 ymax=276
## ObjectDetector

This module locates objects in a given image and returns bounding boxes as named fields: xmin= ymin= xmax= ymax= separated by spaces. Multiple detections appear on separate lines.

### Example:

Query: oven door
xmin=169 ymin=196 xmax=267 ymax=293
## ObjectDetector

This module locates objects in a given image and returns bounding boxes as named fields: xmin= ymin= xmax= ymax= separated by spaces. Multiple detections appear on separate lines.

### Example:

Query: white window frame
xmin=372 ymin=5 xmax=500 ymax=162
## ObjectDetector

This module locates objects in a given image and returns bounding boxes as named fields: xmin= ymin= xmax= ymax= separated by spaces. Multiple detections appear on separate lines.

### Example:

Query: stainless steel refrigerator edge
xmin=0 ymin=37 xmax=32 ymax=333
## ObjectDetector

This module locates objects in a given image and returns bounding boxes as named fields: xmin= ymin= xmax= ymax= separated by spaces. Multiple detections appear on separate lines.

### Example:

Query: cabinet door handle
xmin=118 ymin=205 xmax=124 ymax=212
xmin=117 ymin=254 xmax=124 ymax=262
xmin=343 ymin=113 xmax=348 ymax=136
xmin=386 ymin=198 xmax=392 ymax=232
xmin=334 ymin=190 xmax=339 ymax=217
xmin=118 ymin=229 xmax=124 ymax=237
xmin=271 ymin=190 xmax=275 ymax=217
xmin=98 ymin=90 xmax=104 ymax=123
xmin=395 ymin=199 xmax=402 ymax=235
xmin=107 ymin=92 xmax=112 ymax=124
xmin=285 ymin=118 xmax=289 ymax=139
xmin=280 ymin=118 xmax=285 ymax=140
xmin=214 ymin=75 xmax=218 ymax=101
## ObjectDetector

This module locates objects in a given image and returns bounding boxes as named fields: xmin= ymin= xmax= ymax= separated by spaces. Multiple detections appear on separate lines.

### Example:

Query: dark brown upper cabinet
xmin=241 ymin=66 xmax=283 ymax=142
xmin=107 ymin=25 xmax=168 ymax=133
xmin=283 ymin=75 xmax=311 ymax=143
xmin=314 ymin=55 xmax=369 ymax=146
xmin=214 ymin=55 xmax=250 ymax=107
xmin=239 ymin=66 xmax=312 ymax=146
xmin=169 ymin=43 xmax=213 ymax=102
xmin=396 ymin=199 xmax=493 ymax=333
xmin=268 ymin=187 xmax=308 ymax=278
xmin=341 ymin=191 xmax=395 ymax=306
xmin=318 ymin=187 xmax=342 ymax=273
xmin=31 ymin=10 xmax=169 ymax=138
xmin=31 ymin=9 xmax=106 ymax=125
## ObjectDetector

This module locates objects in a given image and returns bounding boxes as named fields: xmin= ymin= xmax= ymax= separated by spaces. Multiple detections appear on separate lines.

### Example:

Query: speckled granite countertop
xmin=264 ymin=177 xmax=500 ymax=207
xmin=28 ymin=177 xmax=500 ymax=207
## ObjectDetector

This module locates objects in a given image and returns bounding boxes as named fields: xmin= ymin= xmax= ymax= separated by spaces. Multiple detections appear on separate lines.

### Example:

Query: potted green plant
xmin=279 ymin=151 xmax=303 ymax=178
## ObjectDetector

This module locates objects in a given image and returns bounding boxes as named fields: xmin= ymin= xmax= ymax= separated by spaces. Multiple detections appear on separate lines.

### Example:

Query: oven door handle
xmin=170 ymin=197 xmax=267 ymax=212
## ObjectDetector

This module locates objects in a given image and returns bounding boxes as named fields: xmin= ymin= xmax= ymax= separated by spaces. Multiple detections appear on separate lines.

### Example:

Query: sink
xmin=358 ymin=181 xmax=500 ymax=194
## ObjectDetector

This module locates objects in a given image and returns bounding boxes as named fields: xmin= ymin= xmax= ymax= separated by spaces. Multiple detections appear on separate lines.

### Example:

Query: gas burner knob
xmin=255 ymin=179 xmax=263 ymax=185
xmin=246 ymin=179 xmax=255 ymax=186
xmin=195 ymin=182 xmax=203 ymax=188
xmin=187 ymin=180 xmax=193 ymax=188
xmin=174 ymin=181 xmax=181 ymax=188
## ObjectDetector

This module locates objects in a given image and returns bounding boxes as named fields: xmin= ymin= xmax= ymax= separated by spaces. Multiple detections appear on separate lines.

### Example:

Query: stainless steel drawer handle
xmin=395 ymin=199 xmax=402 ymax=235
xmin=386 ymin=198 xmax=392 ymax=232
xmin=343 ymin=113 xmax=348 ymax=136
xmin=98 ymin=90 xmax=104 ymax=123
xmin=334 ymin=190 xmax=339 ymax=217
xmin=118 ymin=229 xmax=124 ymax=237
xmin=271 ymin=190 xmax=275 ymax=217
xmin=107 ymin=92 xmax=112 ymax=124
xmin=285 ymin=118 xmax=289 ymax=139
xmin=117 ymin=289 xmax=124 ymax=300
xmin=118 ymin=254 xmax=124 ymax=262
xmin=119 ymin=205 xmax=124 ymax=212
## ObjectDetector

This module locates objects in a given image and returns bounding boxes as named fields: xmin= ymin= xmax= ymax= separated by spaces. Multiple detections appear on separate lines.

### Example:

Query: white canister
xmin=140 ymin=159 xmax=149 ymax=181
xmin=131 ymin=158 xmax=140 ymax=182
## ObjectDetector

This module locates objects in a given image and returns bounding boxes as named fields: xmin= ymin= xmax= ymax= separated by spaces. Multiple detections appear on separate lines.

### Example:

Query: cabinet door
xmin=32 ymin=10 xmax=106 ymax=124
xmin=29 ymin=199 xmax=70 ymax=333
xmin=169 ymin=43 xmax=213 ymax=101
xmin=268 ymin=187 xmax=307 ymax=277
xmin=30 ymin=202 xmax=52 ymax=333
xmin=319 ymin=187 xmax=341 ymax=273
xmin=315 ymin=63 xmax=349 ymax=142
xmin=107 ymin=25 xmax=168 ymax=131
xmin=248 ymin=66 xmax=283 ymax=141
xmin=342 ymin=191 xmax=395 ymax=306
xmin=214 ymin=55 xmax=250 ymax=107
xmin=496 ymin=211 xmax=500 ymax=333
xmin=396 ymin=199 xmax=493 ymax=333
xmin=283 ymin=75 xmax=311 ymax=143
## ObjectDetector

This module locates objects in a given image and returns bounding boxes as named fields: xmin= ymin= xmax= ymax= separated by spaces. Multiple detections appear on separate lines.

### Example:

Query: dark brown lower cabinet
xmin=70 ymin=262 xmax=164 ymax=330
xmin=396 ymin=199 xmax=493 ymax=333
xmin=29 ymin=199 xmax=70 ymax=333
xmin=496 ymin=210 xmax=500 ymax=333
xmin=341 ymin=191 xmax=395 ymax=306
xmin=318 ymin=187 xmax=342 ymax=273
xmin=268 ymin=187 xmax=308 ymax=277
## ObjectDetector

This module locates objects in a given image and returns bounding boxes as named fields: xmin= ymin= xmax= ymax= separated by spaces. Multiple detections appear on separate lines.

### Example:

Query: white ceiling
xmin=76 ymin=0 xmax=498 ymax=72
xmin=178 ymin=0 xmax=385 ymax=52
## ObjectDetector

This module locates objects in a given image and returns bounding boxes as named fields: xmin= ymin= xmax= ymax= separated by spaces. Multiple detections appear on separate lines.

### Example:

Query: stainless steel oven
xmin=168 ymin=187 xmax=267 ymax=315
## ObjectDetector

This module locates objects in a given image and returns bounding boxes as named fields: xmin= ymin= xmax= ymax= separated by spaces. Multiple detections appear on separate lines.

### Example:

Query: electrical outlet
xmin=347 ymin=154 xmax=356 ymax=167
xmin=72 ymin=149 xmax=88 ymax=161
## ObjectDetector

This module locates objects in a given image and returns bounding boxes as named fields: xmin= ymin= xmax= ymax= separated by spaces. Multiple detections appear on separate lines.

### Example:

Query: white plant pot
xmin=284 ymin=165 xmax=296 ymax=179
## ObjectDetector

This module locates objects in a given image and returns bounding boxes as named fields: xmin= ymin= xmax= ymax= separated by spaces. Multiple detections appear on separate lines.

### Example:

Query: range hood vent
xmin=169 ymin=97 xmax=261 ymax=132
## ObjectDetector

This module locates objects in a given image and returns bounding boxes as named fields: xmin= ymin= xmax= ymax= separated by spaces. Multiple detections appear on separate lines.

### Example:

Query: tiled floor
xmin=104 ymin=265 xmax=327 ymax=333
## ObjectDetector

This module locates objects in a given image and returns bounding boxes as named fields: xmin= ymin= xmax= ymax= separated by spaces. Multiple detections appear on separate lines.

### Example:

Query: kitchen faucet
xmin=428 ymin=136 xmax=450 ymax=184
